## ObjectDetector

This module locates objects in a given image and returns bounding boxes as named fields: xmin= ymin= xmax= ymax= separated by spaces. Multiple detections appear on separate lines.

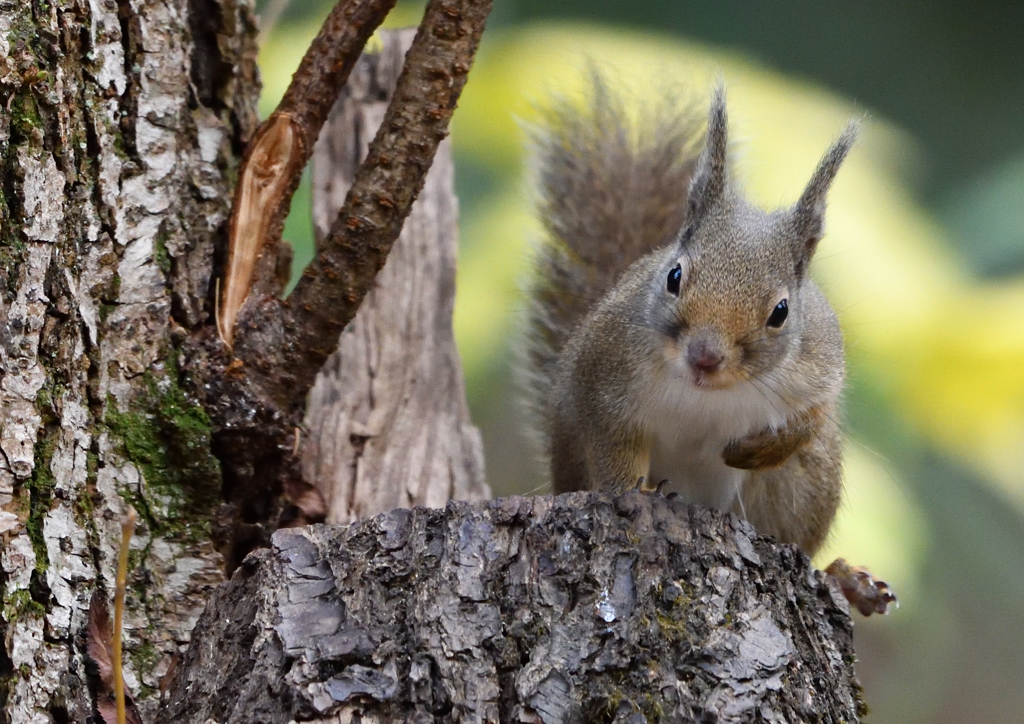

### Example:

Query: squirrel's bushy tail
xmin=523 ymin=73 xmax=704 ymax=395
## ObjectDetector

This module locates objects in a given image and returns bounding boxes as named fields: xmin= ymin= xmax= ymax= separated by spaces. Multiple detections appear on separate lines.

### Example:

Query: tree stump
xmin=160 ymin=492 xmax=864 ymax=723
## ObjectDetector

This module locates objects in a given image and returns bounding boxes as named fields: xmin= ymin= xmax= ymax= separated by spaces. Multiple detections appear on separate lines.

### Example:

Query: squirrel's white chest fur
xmin=640 ymin=372 xmax=789 ymax=512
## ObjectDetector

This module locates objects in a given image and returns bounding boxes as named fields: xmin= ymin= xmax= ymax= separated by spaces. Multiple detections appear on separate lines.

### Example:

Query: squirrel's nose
xmin=687 ymin=340 xmax=725 ymax=373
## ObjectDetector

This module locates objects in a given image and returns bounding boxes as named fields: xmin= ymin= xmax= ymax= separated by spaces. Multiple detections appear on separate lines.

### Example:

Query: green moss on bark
xmin=129 ymin=638 xmax=161 ymax=690
xmin=24 ymin=436 xmax=57 ymax=574
xmin=0 ymin=185 xmax=28 ymax=281
xmin=154 ymin=225 xmax=172 ymax=275
xmin=105 ymin=357 xmax=221 ymax=542
xmin=9 ymin=93 xmax=44 ymax=142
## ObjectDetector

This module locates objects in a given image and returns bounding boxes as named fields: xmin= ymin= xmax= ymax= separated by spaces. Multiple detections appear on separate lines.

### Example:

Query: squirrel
xmin=523 ymin=76 xmax=896 ymax=616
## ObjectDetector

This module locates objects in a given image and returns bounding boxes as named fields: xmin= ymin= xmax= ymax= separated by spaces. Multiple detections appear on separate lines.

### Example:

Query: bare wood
xmin=218 ymin=113 xmax=304 ymax=346
xmin=301 ymin=29 xmax=489 ymax=523
xmin=159 ymin=493 xmax=866 ymax=723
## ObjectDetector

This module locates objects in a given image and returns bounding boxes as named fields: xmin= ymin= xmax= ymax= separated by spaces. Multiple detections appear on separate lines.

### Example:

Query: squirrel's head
xmin=652 ymin=83 xmax=856 ymax=389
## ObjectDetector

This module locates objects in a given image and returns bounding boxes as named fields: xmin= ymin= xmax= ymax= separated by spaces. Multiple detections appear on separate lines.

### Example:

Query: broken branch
xmin=233 ymin=0 xmax=493 ymax=410
xmin=219 ymin=0 xmax=399 ymax=347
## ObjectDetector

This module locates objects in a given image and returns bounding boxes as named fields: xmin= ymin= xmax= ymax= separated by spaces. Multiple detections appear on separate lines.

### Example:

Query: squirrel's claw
xmin=825 ymin=558 xmax=898 ymax=616
xmin=633 ymin=477 xmax=675 ymax=498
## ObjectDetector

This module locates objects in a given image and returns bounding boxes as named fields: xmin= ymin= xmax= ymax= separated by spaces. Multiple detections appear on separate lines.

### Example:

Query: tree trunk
xmin=0 ymin=0 xmax=260 ymax=720
xmin=301 ymin=28 xmax=489 ymax=524
xmin=159 ymin=492 xmax=865 ymax=724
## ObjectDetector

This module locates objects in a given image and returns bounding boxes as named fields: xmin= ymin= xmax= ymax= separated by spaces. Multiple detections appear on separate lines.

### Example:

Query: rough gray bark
xmin=302 ymin=29 xmax=489 ymax=524
xmin=160 ymin=492 xmax=864 ymax=724
xmin=0 ymin=0 xmax=259 ymax=720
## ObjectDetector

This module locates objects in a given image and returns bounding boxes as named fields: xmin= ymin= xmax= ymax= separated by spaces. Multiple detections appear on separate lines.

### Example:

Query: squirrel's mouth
xmin=689 ymin=367 xmax=736 ymax=390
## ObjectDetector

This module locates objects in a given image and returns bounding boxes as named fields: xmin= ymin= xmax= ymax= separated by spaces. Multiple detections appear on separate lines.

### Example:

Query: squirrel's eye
xmin=667 ymin=264 xmax=682 ymax=296
xmin=767 ymin=299 xmax=788 ymax=328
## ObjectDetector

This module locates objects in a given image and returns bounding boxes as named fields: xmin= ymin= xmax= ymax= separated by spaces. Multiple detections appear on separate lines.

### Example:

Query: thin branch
xmin=219 ymin=0 xmax=399 ymax=347
xmin=113 ymin=508 xmax=137 ymax=724
xmin=234 ymin=0 xmax=493 ymax=409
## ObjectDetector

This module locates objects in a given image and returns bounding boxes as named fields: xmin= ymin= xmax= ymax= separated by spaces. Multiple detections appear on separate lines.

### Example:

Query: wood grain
xmin=300 ymin=29 xmax=489 ymax=523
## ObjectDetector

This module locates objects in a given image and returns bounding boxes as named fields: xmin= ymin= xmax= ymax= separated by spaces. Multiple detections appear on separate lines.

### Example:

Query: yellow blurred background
xmin=259 ymin=3 xmax=1024 ymax=722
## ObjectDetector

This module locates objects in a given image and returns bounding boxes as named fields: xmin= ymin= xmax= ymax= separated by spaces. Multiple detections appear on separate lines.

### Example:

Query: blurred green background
xmin=257 ymin=2 xmax=1024 ymax=721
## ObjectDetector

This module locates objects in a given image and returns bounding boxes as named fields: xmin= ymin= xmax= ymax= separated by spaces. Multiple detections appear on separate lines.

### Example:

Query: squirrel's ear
xmin=791 ymin=120 xmax=859 ymax=275
xmin=685 ymin=82 xmax=729 ymax=229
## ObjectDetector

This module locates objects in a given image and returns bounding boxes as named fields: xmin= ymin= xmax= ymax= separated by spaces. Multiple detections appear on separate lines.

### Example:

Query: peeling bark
xmin=0 ymin=0 xmax=259 ymax=720
xmin=301 ymin=29 xmax=489 ymax=524
xmin=160 ymin=492 xmax=865 ymax=723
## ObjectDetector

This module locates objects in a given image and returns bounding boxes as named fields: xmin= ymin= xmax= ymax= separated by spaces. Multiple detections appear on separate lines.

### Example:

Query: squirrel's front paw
xmin=722 ymin=406 xmax=825 ymax=470
xmin=825 ymin=558 xmax=898 ymax=616
xmin=722 ymin=429 xmax=798 ymax=469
